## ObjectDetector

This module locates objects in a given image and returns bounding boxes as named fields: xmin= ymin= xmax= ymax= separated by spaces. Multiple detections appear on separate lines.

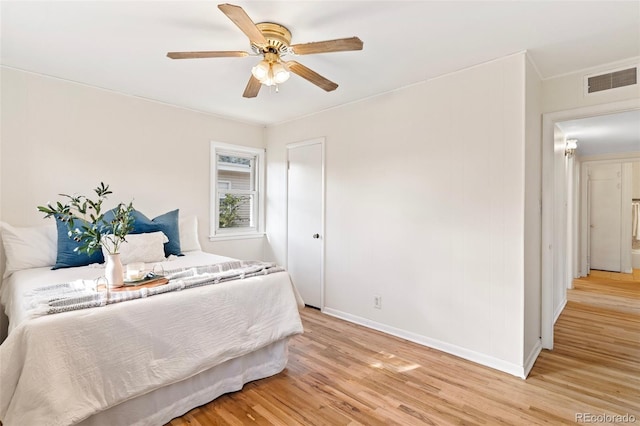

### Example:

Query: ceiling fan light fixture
xmin=251 ymin=60 xmax=270 ymax=81
xmin=168 ymin=4 xmax=361 ymax=97
xmin=263 ymin=66 xmax=277 ymax=86
xmin=272 ymin=62 xmax=290 ymax=84
xmin=252 ymin=57 xmax=290 ymax=87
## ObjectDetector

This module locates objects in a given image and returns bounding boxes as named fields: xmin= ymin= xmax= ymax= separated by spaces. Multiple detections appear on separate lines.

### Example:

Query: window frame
xmin=210 ymin=141 xmax=265 ymax=241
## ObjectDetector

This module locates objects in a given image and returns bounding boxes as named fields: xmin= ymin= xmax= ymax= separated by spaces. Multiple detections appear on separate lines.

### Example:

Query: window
xmin=218 ymin=180 xmax=231 ymax=191
xmin=210 ymin=142 xmax=265 ymax=240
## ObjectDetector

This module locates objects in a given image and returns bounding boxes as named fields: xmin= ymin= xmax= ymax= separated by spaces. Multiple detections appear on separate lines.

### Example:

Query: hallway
xmin=530 ymin=270 xmax=640 ymax=420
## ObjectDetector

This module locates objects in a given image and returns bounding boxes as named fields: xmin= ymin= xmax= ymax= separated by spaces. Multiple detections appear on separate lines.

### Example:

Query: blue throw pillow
xmin=104 ymin=209 xmax=182 ymax=257
xmin=52 ymin=217 xmax=104 ymax=270
xmin=102 ymin=208 xmax=182 ymax=257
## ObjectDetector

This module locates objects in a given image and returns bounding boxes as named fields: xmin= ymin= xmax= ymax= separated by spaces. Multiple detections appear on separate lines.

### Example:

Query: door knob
xmin=312 ymin=233 xmax=320 ymax=239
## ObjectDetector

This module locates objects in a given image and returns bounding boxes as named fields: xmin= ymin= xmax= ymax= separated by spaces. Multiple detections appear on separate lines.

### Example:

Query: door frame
xmin=286 ymin=137 xmax=326 ymax=310
xmin=541 ymin=98 xmax=640 ymax=349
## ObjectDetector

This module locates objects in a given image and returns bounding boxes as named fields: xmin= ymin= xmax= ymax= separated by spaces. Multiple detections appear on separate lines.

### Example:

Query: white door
xmin=287 ymin=140 xmax=323 ymax=308
xmin=589 ymin=163 xmax=621 ymax=272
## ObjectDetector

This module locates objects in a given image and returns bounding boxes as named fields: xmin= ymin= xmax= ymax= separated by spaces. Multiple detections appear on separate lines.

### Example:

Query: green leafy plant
xmin=219 ymin=194 xmax=248 ymax=228
xmin=38 ymin=182 xmax=134 ymax=255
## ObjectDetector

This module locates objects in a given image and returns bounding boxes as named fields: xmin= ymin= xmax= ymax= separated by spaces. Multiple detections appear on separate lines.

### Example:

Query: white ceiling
xmin=556 ymin=110 xmax=640 ymax=157
xmin=1 ymin=1 xmax=639 ymax=125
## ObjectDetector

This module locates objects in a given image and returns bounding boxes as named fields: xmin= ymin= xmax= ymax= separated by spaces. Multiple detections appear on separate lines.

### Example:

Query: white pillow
xmin=101 ymin=231 xmax=168 ymax=265
xmin=179 ymin=215 xmax=202 ymax=252
xmin=0 ymin=221 xmax=57 ymax=278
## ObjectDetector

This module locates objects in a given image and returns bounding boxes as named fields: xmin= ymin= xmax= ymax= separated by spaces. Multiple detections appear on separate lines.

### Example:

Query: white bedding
xmin=0 ymin=251 xmax=304 ymax=426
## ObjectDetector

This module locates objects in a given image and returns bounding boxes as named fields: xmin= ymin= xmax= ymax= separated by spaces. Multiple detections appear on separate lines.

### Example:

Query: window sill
xmin=208 ymin=232 xmax=265 ymax=242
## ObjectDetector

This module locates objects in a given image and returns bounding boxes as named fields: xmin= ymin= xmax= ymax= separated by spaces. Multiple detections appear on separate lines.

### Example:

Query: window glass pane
xmin=217 ymin=181 xmax=231 ymax=199
xmin=211 ymin=142 xmax=263 ymax=238
xmin=217 ymin=154 xmax=254 ymax=191
xmin=218 ymin=194 xmax=254 ymax=229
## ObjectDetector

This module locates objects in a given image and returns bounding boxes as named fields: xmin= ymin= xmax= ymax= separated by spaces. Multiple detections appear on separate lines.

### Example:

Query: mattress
xmin=0 ymin=251 xmax=304 ymax=426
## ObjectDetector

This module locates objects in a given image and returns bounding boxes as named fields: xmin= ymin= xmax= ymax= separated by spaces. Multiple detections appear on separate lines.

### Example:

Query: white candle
xmin=126 ymin=263 xmax=145 ymax=280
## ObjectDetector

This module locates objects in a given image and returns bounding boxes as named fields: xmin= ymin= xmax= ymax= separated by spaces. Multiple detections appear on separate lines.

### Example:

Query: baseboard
xmin=322 ymin=307 xmax=528 ymax=379
xmin=553 ymin=298 xmax=567 ymax=324
xmin=523 ymin=339 xmax=543 ymax=377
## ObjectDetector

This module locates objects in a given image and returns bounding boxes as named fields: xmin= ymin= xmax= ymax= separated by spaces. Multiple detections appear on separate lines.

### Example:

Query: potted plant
xmin=38 ymin=182 xmax=134 ymax=287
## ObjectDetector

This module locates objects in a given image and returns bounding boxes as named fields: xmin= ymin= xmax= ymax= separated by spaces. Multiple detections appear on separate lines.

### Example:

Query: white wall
xmin=0 ymin=67 xmax=265 ymax=260
xmin=542 ymin=57 xmax=640 ymax=114
xmin=552 ymin=125 xmax=569 ymax=321
xmin=266 ymin=53 xmax=532 ymax=376
xmin=523 ymin=56 xmax=542 ymax=370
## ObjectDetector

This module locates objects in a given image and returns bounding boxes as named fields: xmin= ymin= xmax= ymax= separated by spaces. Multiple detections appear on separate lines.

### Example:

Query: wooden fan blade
xmin=287 ymin=61 xmax=338 ymax=92
xmin=291 ymin=37 xmax=363 ymax=55
xmin=243 ymin=75 xmax=262 ymax=98
xmin=218 ymin=3 xmax=268 ymax=46
xmin=167 ymin=51 xmax=249 ymax=59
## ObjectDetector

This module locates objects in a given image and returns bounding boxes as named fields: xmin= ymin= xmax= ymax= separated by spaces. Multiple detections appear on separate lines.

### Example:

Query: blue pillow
xmin=121 ymin=209 xmax=182 ymax=257
xmin=52 ymin=217 xmax=105 ymax=270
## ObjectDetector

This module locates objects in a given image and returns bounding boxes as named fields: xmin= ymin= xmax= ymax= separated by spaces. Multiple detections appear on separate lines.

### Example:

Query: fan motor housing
xmin=251 ymin=22 xmax=292 ymax=55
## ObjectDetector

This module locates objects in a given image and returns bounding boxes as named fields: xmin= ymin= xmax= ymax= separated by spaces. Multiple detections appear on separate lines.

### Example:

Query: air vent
xmin=587 ymin=67 xmax=637 ymax=94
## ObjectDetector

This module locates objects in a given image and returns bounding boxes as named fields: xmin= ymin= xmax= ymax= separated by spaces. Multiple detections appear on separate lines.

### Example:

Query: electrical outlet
xmin=374 ymin=295 xmax=382 ymax=309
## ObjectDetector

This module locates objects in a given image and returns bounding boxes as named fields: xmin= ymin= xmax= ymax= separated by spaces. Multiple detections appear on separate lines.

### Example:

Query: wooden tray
xmin=98 ymin=277 xmax=169 ymax=292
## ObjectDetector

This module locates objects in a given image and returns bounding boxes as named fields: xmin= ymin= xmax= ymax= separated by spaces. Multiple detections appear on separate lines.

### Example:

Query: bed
xmin=0 ymin=220 xmax=304 ymax=426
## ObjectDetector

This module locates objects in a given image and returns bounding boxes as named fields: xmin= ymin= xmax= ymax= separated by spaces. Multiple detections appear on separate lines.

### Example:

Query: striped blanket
xmin=24 ymin=261 xmax=284 ymax=317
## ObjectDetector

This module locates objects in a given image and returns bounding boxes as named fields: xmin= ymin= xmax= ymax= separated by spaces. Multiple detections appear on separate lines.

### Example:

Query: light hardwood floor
xmin=169 ymin=273 xmax=640 ymax=425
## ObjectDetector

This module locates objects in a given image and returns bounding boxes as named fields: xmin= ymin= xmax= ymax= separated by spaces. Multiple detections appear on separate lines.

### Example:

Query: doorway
xmin=541 ymin=99 xmax=640 ymax=349
xmin=286 ymin=138 xmax=325 ymax=309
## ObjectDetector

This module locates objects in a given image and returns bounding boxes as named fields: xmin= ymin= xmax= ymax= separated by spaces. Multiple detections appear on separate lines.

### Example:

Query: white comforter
xmin=0 ymin=251 xmax=304 ymax=426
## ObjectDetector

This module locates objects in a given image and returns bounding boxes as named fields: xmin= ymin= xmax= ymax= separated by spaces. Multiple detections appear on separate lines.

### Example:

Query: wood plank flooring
xmin=168 ymin=273 xmax=640 ymax=425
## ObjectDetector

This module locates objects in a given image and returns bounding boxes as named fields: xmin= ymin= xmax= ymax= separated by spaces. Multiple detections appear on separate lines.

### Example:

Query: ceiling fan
xmin=167 ymin=3 xmax=364 ymax=98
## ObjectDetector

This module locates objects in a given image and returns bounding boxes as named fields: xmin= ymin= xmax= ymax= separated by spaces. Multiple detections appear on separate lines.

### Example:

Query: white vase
xmin=105 ymin=253 xmax=124 ymax=288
